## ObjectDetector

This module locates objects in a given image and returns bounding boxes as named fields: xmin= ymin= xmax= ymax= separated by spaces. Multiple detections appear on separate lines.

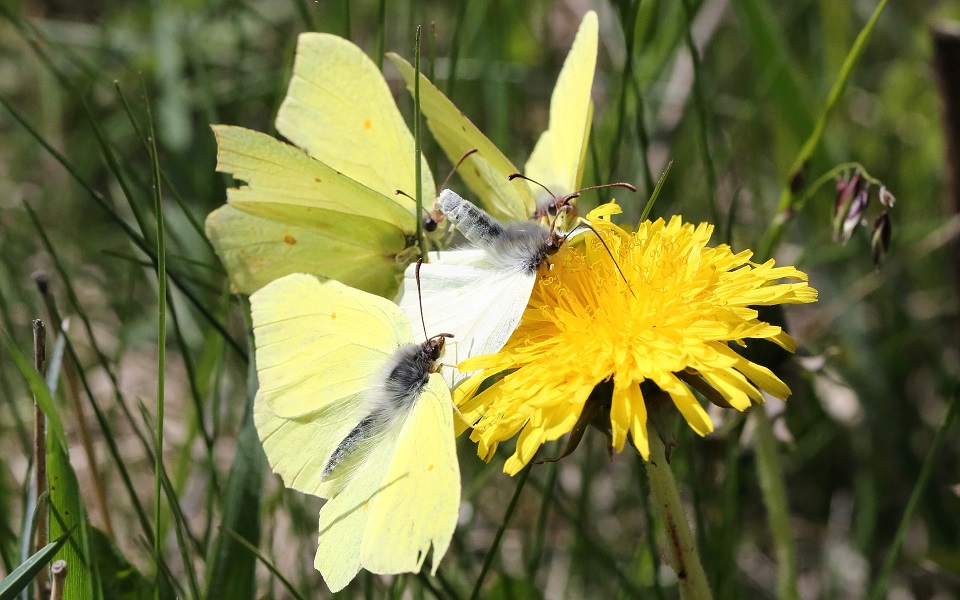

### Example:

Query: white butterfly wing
xmin=396 ymin=249 xmax=535 ymax=388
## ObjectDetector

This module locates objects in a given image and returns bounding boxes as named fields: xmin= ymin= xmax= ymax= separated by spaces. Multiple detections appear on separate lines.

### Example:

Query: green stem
xmin=867 ymin=385 xmax=960 ymax=600
xmin=144 ymin=78 xmax=168 ymax=600
xmin=752 ymin=408 xmax=799 ymax=600
xmin=469 ymin=463 xmax=532 ymax=600
xmin=414 ymin=26 xmax=427 ymax=259
xmin=644 ymin=426 xmax=713 ymax=600
xmin=680 ymin=0 xmax=720 ymax=228
xmin=757 ymin=0 xmax=889 ymax=260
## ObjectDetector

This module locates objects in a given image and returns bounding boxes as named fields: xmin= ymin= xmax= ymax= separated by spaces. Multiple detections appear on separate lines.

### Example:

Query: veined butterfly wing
xmin=524 ymin=11 xmax=599 ymax=206
xmin=206 ymin=204 xmax=411 ymax=299
xmin=386 ymin=53 xmax=534 ymax=222
xmin=277 ymin=33 xmax=435 ymax=203
xmin=396 ymin=189 xmax=554 ymax=388
xmin=251 ymin=275 xmax=459 ymax=592
xmin=397 ymin=249 xmax=535 ymax=388
xmin=207 ymin=33 xmax=435 ymax=297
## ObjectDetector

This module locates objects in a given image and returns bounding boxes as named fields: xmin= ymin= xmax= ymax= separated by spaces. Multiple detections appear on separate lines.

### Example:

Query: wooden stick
xmin=932 ymin=23 xmax=960 ymax=300
xmin=33 ymin=319 xmax=49 ymax=600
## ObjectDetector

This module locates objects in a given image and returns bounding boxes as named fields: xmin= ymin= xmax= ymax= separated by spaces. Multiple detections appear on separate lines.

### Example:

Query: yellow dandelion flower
xmin=457 ymin=204 xmax=818 ymax=475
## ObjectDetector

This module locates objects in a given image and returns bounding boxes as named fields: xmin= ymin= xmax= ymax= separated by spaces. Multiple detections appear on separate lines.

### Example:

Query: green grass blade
xmin=639 ymin=160 xmax=673 ymax=223
xmin=753 ymin=408 xmax=799 ymax=600
xmin=1 ymin=331 xmax=67 ymax=454
xmin=469 ymin=464 xmax=532 ymax=600
xmin=0 ymin=530 xmax=72 ymax=600
xmin=414 ymin=26 xmax=427 ymax=259
xmin=219 ymin=527 xmax=306 ymax=600
xmin=46 ymin=447 xmax=94 ymax=600
xmin=7 ymin=323 xmax=98 ymax=599
xmin=143 ymin=75 xmax=170 ymax=600
xmin=867 ymin=385 xmax=960 ymax=600
xmin=136 ymin=403 xmax=203 ymax=600
xmin=204 ymin=301 xmax=265 ymax=600
xmin=758 ymin=0 xmax=890 ymax=259
xmin=680 ymin=0 xmax=719 ymax=226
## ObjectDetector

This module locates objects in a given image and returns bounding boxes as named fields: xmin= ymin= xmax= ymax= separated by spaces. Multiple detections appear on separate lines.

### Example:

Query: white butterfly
xmin=396 ymin=189 xmax=565 ymax=388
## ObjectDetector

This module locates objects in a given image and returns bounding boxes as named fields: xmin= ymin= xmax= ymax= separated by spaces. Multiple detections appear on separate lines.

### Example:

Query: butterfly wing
xmin=251 ymin=274 xmax=411 ymax=420
xmin=524 ymin=11 xmax=598 ymax=197
xmin=209 ymin=126 xmax=418 ymax=296
xmin=387 ymin=54 xmax=534 ymax=222
xmin=276 ymin=33 xmax=435 ymax=203
xmin=396 ymin=249 xmax=536 ymax=388
xmin=206 ymin=204 xmax=413 ymax=298
xmin=252 ymin=274 xmax=459 ymax=591
xmin=313 ymin=426 xmax=398 ymax=592
xmin=254 ymin=389 xmax=365 ymax=501
xmin=359 ymin=373 xmax=459 ymax=575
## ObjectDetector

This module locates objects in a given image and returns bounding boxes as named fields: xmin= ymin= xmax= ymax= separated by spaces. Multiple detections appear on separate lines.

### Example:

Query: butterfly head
xmin=424 ymin=333 xmax=455 ymax=364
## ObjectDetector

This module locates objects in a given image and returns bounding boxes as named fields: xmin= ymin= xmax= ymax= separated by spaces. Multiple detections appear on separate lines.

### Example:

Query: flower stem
xmin=752 ymin=408 xmax=799 ymax=600
xmin=469 ymin=462 xmax=532 ymax=600
xmin=644 ymin=427 xmax=713 ymax=600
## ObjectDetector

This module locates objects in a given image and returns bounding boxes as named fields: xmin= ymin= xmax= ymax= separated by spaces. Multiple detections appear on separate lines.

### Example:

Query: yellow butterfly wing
xmin=313 ymin=427 xmax=398 ymax=591
xmin=359 ymin=373 xmax=459 ymax=575
xmin=208 ymin=126 xmax=418 ymax=297
xmin=214 ymin=125 xmax=414 ymax=229
xmin=276 ymin=33 xmax=435 ymax=202
xmin=251 ymin=274 xmax=409 ymax=420
xmin=252 ymin=274 xmax=460 ymax=591
xmin=387 ymin=53 xmax=534 ymax=222
xmin=524 ymin=11 xmax=598 ymax=198
xmin=205 ymin=205 xmax=409 ymax=296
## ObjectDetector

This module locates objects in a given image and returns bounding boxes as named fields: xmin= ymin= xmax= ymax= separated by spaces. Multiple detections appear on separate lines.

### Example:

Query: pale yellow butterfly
xmin=252 ymin=273 xmax=459 ymax=591
xmin=206 ymin=33 xmax=435 ymax=298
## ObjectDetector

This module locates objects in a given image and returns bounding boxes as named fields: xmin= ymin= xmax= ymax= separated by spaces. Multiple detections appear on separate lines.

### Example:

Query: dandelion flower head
xmin=458 ymin=204 xmax=818 ymax=474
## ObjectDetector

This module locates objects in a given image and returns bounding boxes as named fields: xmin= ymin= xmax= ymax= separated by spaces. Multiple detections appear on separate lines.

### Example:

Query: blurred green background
xmin=0 ymin=0 xmax=958 ymax=598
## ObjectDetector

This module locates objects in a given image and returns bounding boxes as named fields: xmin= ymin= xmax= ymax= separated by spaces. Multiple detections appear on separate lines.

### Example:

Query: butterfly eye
xmin=423 ymin=216 xmax=439 ymax=233
xmin=547 ymin=202 xmax=559 ymax=217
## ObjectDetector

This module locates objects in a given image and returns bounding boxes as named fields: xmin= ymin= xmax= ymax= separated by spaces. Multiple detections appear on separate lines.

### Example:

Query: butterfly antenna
xmin=573 ymin=220 xmax=637 ymax=298
xmin=440 ymin=148 xmax=479 ymax=191
xmin=415 ymin=259 xmax=429 ymax=340
xmin=559 ymin=182 xmax=638 ymax=205
xmin=395 ymin=189 xmax=416 ymax=201
xmin=508 ymin=173 xmax=556 ymax=200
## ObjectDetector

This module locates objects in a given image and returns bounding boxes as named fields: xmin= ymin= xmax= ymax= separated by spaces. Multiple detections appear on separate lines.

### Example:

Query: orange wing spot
xmin=283 ymin=234 xmax=297 ymax=245
xmin=314 ymin=177 xmax=322 ymax=183
xmin=427 ymin=464 xmax=435 ymax=472
xmin=363 ymin=119 xmax=372 ymax=130
xmin=363 ymin=501 xmax=370 ymax=511
xmin=330 ymin=312 xmax=337 ymax=320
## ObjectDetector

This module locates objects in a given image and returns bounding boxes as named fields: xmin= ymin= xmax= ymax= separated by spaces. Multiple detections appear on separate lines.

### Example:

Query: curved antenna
xmin=569 ymin=220 xmax=637 ymax=299
xmin=560 ymin=182 xmax=638 ymax=204
xmin=440 ymin=148 xmax=479 ymax=191
xmin=415 ymin=259 xmax=429 ymax=340
xmin=508 ymin=172 xmax=556 ymax=200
